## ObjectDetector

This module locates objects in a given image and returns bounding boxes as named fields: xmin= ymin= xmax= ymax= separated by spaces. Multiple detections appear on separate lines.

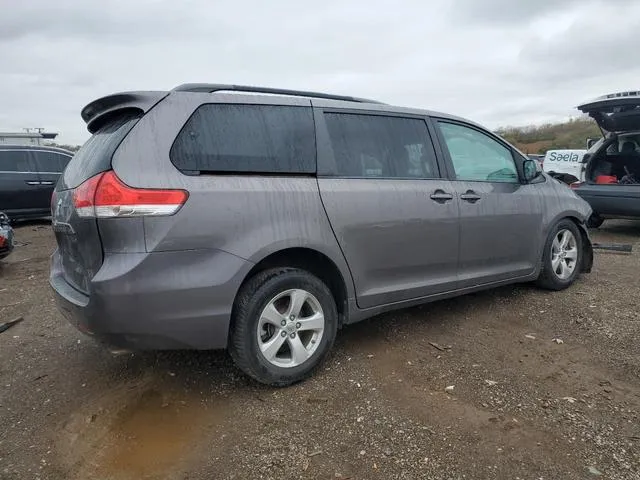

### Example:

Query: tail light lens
xmin=73 ymin=171 xmax=188 ymax=218
xmin=570 ymin=181 xmax=583 ymax=190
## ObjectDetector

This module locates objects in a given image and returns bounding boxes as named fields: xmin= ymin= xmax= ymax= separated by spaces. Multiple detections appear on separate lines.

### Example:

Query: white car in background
xmin=543 ymin=149 xmax=588 ymax=184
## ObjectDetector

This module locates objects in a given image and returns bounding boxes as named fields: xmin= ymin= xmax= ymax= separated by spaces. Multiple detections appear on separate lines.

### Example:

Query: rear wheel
xmin=586 ymin=213 xmax=604 ymax=229
xmin=229 ymin=268 xmax=338 ymax=386
xmin=536 ymin=219 xmax=583 ymax=290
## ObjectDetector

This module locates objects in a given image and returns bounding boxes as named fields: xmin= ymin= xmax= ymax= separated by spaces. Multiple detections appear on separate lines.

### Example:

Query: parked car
xmin=0 ymin=212 xmax=14 ymax=260
xmin=0 ymin=145 xmax=74 ymax=221
xmin=50 ymin=84 xmax=594 ymax=386
xmin=542 ymin=149 xmax=588 ymax=184
xmin=571 ymin=91 xmax=640 ymax=228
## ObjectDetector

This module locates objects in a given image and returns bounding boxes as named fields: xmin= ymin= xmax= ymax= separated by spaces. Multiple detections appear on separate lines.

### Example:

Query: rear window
xmin=33 ymin=151 xmax=72 ymax=173
xmin=62 ymin=114 xmax=139 ymax=189
xmin=170 ymin=104 xmax=316 ymax=174
xmin=0 ymin=150 xmax=34 ymax=172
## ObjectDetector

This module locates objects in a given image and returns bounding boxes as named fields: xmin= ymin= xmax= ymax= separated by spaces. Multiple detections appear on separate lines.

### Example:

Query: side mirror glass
xmin=586 ymin=138 xmax=597 ymax=149
xmin=523 ymin=159 xmax=539 ymax=182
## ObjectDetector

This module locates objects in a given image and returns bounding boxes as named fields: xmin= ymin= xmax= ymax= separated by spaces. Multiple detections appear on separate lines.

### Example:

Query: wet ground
xmin=0 ymin=221 xmax=638 ymax=480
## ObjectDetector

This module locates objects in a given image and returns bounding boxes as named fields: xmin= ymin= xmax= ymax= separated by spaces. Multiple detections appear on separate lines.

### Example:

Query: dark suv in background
xmin=50 ymin=84 xmax=593 ymax=386
xmin=0 ymin=145 xmax=73 ymax=221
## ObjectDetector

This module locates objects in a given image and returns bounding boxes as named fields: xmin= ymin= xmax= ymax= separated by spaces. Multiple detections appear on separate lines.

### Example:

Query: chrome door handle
xmin=430 ymin=190 xmax=454 ymax=203
xmin=25 ymin=181 xmax=41 ymax=185
xmin=460 ymin=190 xmax=481 ymax=203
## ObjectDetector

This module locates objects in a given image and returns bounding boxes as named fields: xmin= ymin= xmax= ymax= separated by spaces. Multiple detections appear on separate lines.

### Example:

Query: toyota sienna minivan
xmin=50 ymin=84 xmax=593 ymax=386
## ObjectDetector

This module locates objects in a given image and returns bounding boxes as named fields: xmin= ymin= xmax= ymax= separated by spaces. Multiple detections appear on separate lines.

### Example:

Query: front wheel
xmin=536 ymin=220 xmax=583 ymax=290
xmin=229 ymin=268 xmax=338 ymax=386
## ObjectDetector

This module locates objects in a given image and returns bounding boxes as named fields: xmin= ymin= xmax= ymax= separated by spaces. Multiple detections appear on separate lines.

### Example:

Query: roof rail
xmin=172 ymin=83 xmax=385 ymax=104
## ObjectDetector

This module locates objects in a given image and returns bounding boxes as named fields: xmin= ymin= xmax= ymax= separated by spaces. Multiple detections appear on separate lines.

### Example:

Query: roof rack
xmin=172 ymin=83 xmax=385 ymax=104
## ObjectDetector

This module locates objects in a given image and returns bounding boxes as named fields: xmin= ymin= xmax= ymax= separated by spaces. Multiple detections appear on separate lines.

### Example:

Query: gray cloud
xmin=449 ymin=0 xmax=632 ymax=24
xmin=521 ymin=10 xmax=640 ymax=74
xmin=0 ymin=0 xmax=638 ymax=144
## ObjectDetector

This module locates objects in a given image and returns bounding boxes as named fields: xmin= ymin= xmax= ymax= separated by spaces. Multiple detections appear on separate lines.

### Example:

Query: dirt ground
xmin=0 ymin=221 xmax=638 ymax=480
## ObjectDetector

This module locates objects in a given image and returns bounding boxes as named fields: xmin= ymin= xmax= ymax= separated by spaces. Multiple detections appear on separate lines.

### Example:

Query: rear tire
xmin=229 ymin=268 xmax=338 ymax=386
xmin=586 ymin=214 xmax=604 ymax=229
xmin=536 ymin=219 xmax=583 ymax=291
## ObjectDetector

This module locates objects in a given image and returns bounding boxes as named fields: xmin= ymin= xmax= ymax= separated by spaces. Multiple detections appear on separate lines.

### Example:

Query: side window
xmin=170 ymin=104 xmax=316 ymax=174
xmin=437 ymin=122 xmax=519 ymax=183
xmin=33 ymin=152 xmax=72 ymax=173
xmin=324 ymin=113 xmax=439 ymax=179
xmin=0 ymin=151 xmax=34 ymax=172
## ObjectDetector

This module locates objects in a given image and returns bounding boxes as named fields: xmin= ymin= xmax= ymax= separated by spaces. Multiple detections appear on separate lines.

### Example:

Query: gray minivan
xmin=50 ymin=84 xmax=593 ymax=386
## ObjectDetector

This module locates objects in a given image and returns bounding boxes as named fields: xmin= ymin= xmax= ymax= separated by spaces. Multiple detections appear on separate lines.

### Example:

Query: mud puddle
xmin=58 ymin=380 xmax=231 ymax=480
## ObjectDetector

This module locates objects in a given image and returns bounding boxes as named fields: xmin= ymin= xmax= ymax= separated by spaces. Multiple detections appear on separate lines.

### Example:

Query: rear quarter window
xmin=33 ymin=151 xmax=72 ymax=173
xmin=62 ymin=114 xmax=139 ymax=189
xmin=170 ymin=104 xmax=316 ymax=174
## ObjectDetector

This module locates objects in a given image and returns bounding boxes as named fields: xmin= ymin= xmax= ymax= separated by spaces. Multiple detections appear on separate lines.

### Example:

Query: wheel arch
xmin=233 ymin=246 xmax=352 ymax=328
xmin=545 ymin=215 xmax=594 ymax=274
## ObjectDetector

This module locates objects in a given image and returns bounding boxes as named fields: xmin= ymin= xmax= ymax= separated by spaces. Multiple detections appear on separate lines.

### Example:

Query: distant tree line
xmin=496 ymin=116 xmax=601 ymax=154
xmin=45 ymin=142 xmax=81 ymax=152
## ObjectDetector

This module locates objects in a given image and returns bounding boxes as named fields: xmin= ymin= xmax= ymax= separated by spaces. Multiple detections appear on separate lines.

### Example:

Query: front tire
xmin=229 ymin=268 xmax=338 ymax=386
xmin=536 ymin=219 xmax=583 ymax=290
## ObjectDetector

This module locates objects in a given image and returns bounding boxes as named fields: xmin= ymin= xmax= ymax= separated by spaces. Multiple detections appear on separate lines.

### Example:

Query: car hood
xmin=578 ymin=91 xmax=640 ymax=133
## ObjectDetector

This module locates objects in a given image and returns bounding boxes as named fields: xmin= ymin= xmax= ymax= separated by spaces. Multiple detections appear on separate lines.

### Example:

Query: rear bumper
xmin=50 ymin=248 xmax=253 ymax=350
xmin=575 ymin=188 xmax=640 ymax=218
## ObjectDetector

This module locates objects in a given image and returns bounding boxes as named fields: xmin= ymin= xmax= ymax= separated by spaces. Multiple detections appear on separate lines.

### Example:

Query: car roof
xmin=0 ymin=144 xmax=74 ymax=155
xmin=81 ymin=83 xmax=491 ymax=135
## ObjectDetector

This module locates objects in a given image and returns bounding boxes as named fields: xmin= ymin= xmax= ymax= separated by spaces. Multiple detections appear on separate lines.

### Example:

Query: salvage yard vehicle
xmin=571 ymin=91 xmax=640 ymax=228
xmin=0 ymin=145 xmax=73 ymax=221
xmin=543 ymin=148 xmax=588 ymax=184
xmin=50 ymin=84 xmax=594 ymax=386
xmin=0 ymin=212 xmax=14 ymax=260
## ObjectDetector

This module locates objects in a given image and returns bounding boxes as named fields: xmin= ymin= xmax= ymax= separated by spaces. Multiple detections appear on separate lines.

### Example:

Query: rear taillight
xmin=570 ymin=182 xmax=583 ymax=190
xmin=73 ymin=171 xmax=188 ymax=218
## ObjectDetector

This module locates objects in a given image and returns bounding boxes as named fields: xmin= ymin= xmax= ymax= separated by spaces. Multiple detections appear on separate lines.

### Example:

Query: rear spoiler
xmin=81 ymin=91 xmax=168 ymax=133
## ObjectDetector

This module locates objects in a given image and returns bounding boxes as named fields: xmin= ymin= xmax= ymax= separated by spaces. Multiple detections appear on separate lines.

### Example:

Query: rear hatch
xmin=578 ymin=91 xmax=640 ymax=133
xmin=52 ymin=114 xmax=140 ymax=293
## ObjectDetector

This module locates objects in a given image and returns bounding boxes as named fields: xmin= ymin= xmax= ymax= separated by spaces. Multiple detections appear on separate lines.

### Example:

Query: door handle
xmin=429 ymin=190 xmax=454 ymax=203
xmin=460 ymin=190 xmax=481 ymax=203
xmin=25 ymin=181 xmax=41 ymax=186
xmin=40 ymin=181 xmax=54 ymax=185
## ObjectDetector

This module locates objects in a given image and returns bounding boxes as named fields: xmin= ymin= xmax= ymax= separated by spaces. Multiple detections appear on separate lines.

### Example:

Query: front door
xmin=316 ymin=110 xmax=460 ymax=309
xmin=433 ymin=119 xmax=543 ymax=288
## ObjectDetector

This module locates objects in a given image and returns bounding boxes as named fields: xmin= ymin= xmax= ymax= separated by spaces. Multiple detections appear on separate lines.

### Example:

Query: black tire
xmin=229 ymin=268 xmax=338 ymax=386
xmin=536 ymin=219 xmax=583 ymax=291
xmin=586 ymin=213 xmax=604 ymax=229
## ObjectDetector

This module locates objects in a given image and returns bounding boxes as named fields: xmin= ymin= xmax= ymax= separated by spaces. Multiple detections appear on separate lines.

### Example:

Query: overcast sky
xmin=1 ymin=0 xmax=639 ymax=145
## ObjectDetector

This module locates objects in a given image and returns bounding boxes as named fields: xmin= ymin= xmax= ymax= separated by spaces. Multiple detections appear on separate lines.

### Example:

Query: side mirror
xmin=586 ymin=138 xmax=597 ymax=149
xmin=523 ymin=159 xmax=539 ymax=182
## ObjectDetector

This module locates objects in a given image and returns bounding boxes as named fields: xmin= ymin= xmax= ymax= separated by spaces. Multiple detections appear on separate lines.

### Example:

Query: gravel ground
xmin=0 ymin=221 xmax=638 ymax=480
